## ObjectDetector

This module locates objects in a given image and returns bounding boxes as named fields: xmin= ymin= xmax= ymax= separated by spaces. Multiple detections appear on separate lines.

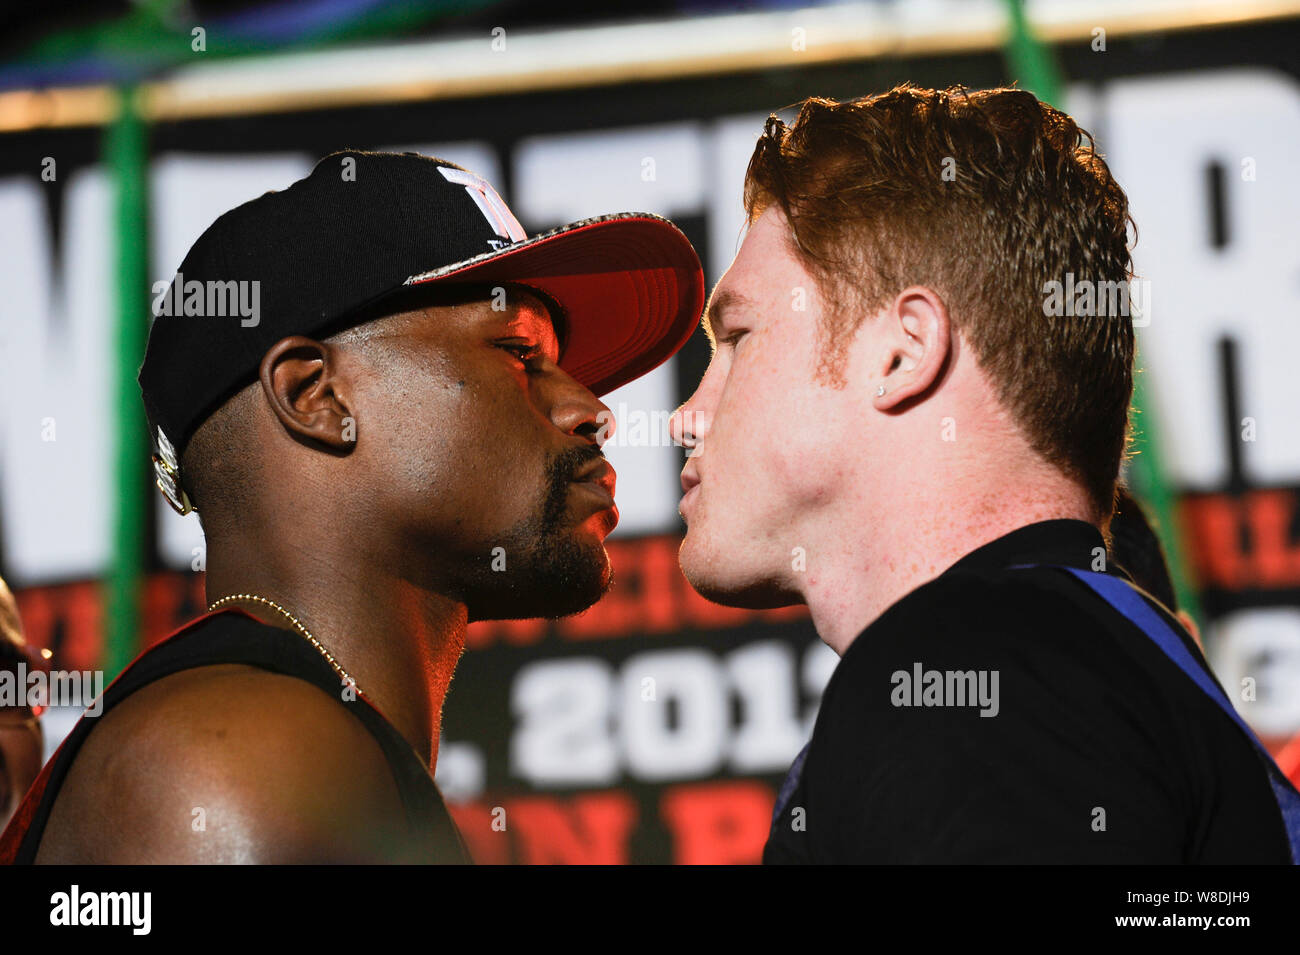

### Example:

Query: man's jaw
xmin=462 ymin=452 xmax=617 ymax=622
xmin=677 ymin=484 xmax=807 ymax=611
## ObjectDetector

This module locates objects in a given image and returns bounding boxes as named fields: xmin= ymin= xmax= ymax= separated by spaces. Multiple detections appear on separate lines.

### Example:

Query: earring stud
xmin=876 ymin=385 xmax=886 ymax=397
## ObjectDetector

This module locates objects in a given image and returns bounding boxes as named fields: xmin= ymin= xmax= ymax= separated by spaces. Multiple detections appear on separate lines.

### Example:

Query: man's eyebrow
xmin=503 ymin=286 xmax=566 ymax=357
xmin=499 ymin=312 xmax=563 ymax=365
xmin=702 ymin=287 xmax=753 ymax=345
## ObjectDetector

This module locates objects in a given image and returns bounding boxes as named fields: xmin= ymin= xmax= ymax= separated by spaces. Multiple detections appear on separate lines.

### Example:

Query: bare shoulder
xmin=35 ymin=664 xmax=412 ymax=863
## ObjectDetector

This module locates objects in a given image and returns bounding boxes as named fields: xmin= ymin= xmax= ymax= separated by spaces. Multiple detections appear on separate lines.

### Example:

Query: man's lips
xmin=680 ymin=465 xmax=700 ymax=495
xmin=678 ymin=463 xmax=700 ymax=518
xmin=571 ymin=458 xmax=617 ymax=509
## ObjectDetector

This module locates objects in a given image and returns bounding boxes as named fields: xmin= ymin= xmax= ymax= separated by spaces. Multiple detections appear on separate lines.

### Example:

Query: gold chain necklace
xmin=206 ymin=594 xmax=361 ymax=695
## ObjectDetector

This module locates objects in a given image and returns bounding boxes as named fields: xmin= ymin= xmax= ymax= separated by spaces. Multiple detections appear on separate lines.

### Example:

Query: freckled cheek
xmin=710 ymin=372 xmax=793 ymax=494
xmin=711 ymin=352 xmax=820 ymax=505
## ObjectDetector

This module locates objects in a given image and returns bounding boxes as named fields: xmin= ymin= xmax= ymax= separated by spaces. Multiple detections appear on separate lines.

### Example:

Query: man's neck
xmin=796 ymin=472 xmax=1097 ymax=656
xmin=204 ymin=540 xmax=467 ymax=773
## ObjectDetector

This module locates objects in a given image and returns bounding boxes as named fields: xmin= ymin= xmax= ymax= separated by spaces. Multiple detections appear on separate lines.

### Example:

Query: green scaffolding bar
xmin=1001 ymin=0 xmax=1201 ymax=624
xmin=1128 ymin=373 xmax=1203 ymax=622
xmin=104 ymin=84 xmax=149 ymax=679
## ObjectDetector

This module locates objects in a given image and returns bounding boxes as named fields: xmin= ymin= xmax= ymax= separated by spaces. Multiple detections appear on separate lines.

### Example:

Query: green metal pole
xmin=1003 ymin=0 xmax=1066 ymax=99
xmin=1128 ymin=375 xmax=1203 ymax=622
xmin=1000 ymin=0 xmax=1201 ymax=624
xmin=104 ymin=84 xmax=149 ymax=679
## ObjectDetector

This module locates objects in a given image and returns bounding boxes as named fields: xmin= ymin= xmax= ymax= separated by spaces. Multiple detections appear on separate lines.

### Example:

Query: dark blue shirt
xmin=763 ymin=519 xmax=1290 ymax=863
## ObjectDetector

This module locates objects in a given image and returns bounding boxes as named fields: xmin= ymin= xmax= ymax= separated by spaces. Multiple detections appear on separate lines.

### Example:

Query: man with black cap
xmin=0 ymin=150 xmax=703 ymax=864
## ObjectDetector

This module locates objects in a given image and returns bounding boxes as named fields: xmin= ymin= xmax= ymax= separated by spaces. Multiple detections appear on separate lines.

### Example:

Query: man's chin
xmin=467 ymin=538 xmax=613 ymax=622
xmin=679 ymin=537 xmax=799 ymax=610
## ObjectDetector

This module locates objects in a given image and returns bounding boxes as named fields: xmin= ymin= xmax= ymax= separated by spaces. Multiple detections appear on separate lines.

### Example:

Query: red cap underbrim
xmin=403 ymin=213 xmax=705 ymax=397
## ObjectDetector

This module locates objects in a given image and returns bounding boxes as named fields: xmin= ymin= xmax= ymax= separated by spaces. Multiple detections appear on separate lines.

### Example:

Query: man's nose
xmin=550 ymin=374 xmax=615 ymax=448
xmin=669 ymin=394 xmax=709 ymax=452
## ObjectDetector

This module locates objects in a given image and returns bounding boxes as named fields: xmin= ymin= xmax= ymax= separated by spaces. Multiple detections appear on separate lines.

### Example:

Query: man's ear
xmin=258 ymin=336 xmax=356 ymax=452
xmin=873 ymin=285 xmax=951 ymax=410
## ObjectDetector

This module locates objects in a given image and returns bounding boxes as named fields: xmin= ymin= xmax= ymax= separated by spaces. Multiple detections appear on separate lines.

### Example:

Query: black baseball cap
xmin=139 ymin=149 xmax=705 ymax=514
